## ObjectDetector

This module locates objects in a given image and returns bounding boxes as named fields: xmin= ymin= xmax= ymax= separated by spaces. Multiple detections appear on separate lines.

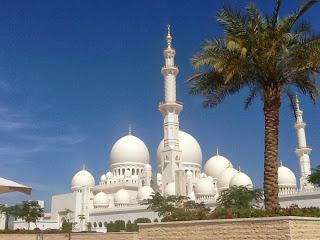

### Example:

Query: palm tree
xmin=308 ymin=165 xmax=320 ymax=187
xmin=187 ymin=0 xmax=320 ymax=211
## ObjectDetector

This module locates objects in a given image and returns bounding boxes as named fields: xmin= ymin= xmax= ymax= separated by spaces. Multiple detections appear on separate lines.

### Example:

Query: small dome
xmin=115 ymin=189 xmax=130 ymax=204
xmin=138 ymin=186 xmax=154 ymax=201
xmin=195 ymin=177 xmax=215 ymax=196
xmin=218 ymin=167 xmax=238 ymax=190
xmin=100 ymin=174 xmax=107 ymax=182
xmin=106 ymin=171 xmax=113 ymax=179
xmin=93 ymin=192 xmax=108 ymax=207
xmin=71 ymin=169 xmax=95 ymax=189
xmin=229 ymin=171 xmax=253 ymax=189
xmin=110 ymin=135 xmax=150 ymax=165
xmin=278 ymin=166 xmax=297 ymax=188
xmin=165 ymin=182 xmax=176 ymax=196
xmin=186 ymin=170 xmax=193 ymax=178
xmin=204 ymin=154 xmax=233 ymax=178
xmin=157 ymin=131 xmax=202 ymax=167
xmin=144 ymin=164 xmax=152 ymax=171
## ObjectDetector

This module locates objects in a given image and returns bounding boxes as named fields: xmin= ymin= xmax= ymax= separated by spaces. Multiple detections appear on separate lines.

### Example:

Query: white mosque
xmin=13 ymin=27 xmax=320 ymax=232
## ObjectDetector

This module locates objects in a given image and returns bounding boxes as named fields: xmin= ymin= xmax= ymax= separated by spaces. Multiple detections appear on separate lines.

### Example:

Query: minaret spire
xmin=166 ymin=24 xmax=172 ymax=48
xmin=294 ymin=95 xmax=313 ymax=190
xmin=159 ymin=25 xmax=183 ymax=195
xmin=128 ymin=124 xmax=132 ymax=135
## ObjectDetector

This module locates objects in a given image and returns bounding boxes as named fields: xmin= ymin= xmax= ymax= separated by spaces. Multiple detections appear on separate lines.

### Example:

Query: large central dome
xmin=157 ymin=130 xmax=202 ymax=167
xmin=110 ymin=134 xmax=150 ymax=165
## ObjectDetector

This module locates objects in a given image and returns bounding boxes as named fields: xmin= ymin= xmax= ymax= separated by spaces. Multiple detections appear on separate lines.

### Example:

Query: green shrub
xmin=209 ymin=204 xmax=320 ymax=219
xmin=134 ymin=218 xmax=151 ymax=224
xmin=106 ymin=221 xmax=114 ymax=232
xmin=145 ymin=192 xmax=210 ymax=221
xmin=125 ymin=220 xmax=136 ymax=232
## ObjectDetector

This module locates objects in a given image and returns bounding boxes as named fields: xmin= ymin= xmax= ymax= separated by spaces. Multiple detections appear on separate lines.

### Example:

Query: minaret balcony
xmin=161 ymin=66 xmax=179 ymax=76
xmin=159 ymin=101 xmax=183 ymax=115
xmin=295 ymin=147 xmax=312 ymax=156
xmin=294 ymin=122 xmax=306 ymax=129
xmin=164 ymin=48 xmax=176 ymax=55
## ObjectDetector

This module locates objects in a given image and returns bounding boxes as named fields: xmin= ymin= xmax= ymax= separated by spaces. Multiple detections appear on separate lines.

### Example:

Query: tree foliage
xmin=308 ymin=165 xmax=320 ymax=187
xmin=61 ymin=221 xmax=76 ymax=240
xmin=106 ymin=220 xmax=125 ymax=232
xmin=125 ymin=220 xmax=135 ymax=232
xmin=144 ymin=192 xmax=210 ymax=221
xmin=86 ymin=222 xmax=92 ymax=232
xmin=61 ymin=221 xmax=74 ymax=233
xmin=8 ymin=201 xmax=44 ymax=230
xmin=210 ymin=186 xmax=264 ymax=219
xmin=125 ymin=218 xmax=152 ymax=232
xmin=217 ymin=186 xmax=263 ymax=209
xmin=187 ymin=0 xmax=320 ymax=211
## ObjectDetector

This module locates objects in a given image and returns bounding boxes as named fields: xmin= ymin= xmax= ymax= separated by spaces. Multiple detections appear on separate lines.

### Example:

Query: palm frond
xmin=282 ymin=0 xmax=318 ymax=31
xmin=244 ymin=86 xmax=259 ymax=110
xmin=270 ymin=0 xmax=282 ymax=29
xmin=189 ymin=71 xmax=250 ymax=108
xmin=295 ymin=0 xmax=318 ymax=23
xmin=191 ymin=39 xmax=226 ymax=69
xmin=291 ymin=74 xmax=320 ymax=103
xmin=246 ymin=3 xmax=267 ymax=31
xmin=283 ymin=88 xmax=297 ymax=119
xmin=217 ymin=7 xmax=248 ymax=37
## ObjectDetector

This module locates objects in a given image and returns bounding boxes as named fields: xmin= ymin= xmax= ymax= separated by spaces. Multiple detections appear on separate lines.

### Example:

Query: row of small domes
xmin=164 ymin=170 xmax=253 ymax=197
xmin=71 ymin=163 xmax=296 ymax=193
xmin=202 ymin=154 xmax=297 ymax=189
xmin=93 ymin=186 xmax=155 ymax=207
xmin=202 ymin=154 xmax=253 ymax=191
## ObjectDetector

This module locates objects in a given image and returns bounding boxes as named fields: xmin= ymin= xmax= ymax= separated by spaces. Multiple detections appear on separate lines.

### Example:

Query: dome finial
xmin=279 ymin=160 xmax=283 ymax=167
xmin=166 ymin=24 xmax=172 ymax=48
xmin=83 ymin=164 xmax=85 ymax=170
xmin=216 ymin=146 xmax=219 ymax=156
xmin=128 ymin=124 xmax=132 ymax=135
xmin=238 ymin=165 xmax=241 ymax=172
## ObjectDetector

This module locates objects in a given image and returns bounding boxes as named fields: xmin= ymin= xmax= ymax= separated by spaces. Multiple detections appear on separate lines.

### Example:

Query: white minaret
xmin=159 ymin=25 xmax=183 ymax=195
xmin=294 ymin=96 xmax=313 ymax=190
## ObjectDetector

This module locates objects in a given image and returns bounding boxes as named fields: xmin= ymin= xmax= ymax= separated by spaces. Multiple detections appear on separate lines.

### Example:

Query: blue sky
xmin=0 ymin=0 xmax=319 ymax=210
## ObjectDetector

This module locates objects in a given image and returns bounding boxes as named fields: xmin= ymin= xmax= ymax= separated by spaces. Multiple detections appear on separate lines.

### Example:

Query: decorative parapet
xmin=279 ymin=187 xmax=320 ymax=196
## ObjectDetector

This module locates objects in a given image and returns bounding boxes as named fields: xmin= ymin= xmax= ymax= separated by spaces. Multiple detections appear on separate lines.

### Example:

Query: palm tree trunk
xmin=263 ymin=88 xmax=281 ymax=212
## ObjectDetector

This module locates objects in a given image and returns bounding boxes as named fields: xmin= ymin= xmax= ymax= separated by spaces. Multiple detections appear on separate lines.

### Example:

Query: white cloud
xmin=0 ymin=99 xmax=85 ymax=158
